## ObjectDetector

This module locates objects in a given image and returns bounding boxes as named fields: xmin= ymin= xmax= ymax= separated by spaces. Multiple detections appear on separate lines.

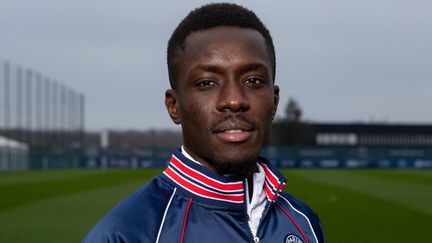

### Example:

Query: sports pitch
xmin=0 ymin=169 xmax=431 ymax=243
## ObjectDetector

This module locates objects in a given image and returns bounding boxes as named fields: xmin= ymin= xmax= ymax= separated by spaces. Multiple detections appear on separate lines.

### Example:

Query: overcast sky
xmin=1 ymin=0 xmax=431 ymax=131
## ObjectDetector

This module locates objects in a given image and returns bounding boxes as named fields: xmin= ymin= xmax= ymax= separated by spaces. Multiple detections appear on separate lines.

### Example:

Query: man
xmin=84 ymin=3 xmax=325 ymax=243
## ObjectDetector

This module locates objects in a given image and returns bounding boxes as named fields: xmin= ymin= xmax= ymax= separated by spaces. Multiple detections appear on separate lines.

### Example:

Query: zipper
xmin=245 ymin=177 xmax=286 ymax=243
xmin=244 ymin=179 xmax=260 ymax=243
xmin=253 ymin=181 xmax=286 ymax=241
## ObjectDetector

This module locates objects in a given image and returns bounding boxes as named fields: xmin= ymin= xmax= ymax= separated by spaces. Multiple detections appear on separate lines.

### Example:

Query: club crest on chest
xmin=285 ymin=234 xmax=304 ymax=243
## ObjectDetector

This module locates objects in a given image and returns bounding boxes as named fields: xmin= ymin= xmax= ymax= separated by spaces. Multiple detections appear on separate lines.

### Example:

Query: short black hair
xmin=167 ymin=3 xmax=276 ymax=88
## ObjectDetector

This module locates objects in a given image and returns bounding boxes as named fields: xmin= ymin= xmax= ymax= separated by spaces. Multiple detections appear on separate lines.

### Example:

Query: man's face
xmin=165 ymin=26 xmax=279 ymax=176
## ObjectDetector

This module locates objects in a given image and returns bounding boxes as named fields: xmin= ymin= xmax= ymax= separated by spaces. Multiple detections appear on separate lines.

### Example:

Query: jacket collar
xmin=162 ymin=148 xmax=287 ymax=207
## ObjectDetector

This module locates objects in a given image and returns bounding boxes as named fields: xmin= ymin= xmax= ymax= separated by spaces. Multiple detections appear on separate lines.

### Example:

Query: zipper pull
xmin=253 ymin=236 xmax=260 ymax=243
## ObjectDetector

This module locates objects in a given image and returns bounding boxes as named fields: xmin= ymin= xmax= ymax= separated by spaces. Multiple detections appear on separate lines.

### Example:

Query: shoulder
xmin=83 ymin=176 xmax=176 ymax=243
xmin=278 ymin=192 xmax=326 ymax=243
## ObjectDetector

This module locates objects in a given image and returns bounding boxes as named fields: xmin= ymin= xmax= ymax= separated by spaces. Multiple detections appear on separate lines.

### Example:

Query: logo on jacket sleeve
xmin=285 ymin=234 xmax=304 ymax=243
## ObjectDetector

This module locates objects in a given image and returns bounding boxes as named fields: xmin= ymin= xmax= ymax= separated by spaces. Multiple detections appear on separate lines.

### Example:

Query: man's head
xmin=167 ymin=3 xmax=276 ymax=89
xmin=165 ymin=3 xmax=279 ymax=177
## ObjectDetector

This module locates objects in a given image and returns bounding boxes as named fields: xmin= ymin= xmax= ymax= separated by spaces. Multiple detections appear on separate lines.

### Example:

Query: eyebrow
xmin=192 ymin=64 xmax=225 ymax=74
xmin=192 ymin=63 xmax=268 ymax=74
xmin=238 ymin=63 xmax=268 ymax=74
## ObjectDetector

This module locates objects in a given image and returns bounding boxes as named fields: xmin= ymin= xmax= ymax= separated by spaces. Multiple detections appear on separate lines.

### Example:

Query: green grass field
xmin=0 ymin=169 xmax=431 ymax=243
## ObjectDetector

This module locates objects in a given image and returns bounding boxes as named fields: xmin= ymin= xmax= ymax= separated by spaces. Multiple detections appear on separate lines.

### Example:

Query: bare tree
xmin=269 ymin=97 xmax=314 ymax=146
xmin=284 ymin=97 xmax=302 ymax=122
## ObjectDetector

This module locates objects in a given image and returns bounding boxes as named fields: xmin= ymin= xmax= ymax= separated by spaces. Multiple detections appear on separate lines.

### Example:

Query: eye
xmin=244 ymin=77 xmax=265 ymax=87
xmin=195 ymin=80 xmax=217 ymax=88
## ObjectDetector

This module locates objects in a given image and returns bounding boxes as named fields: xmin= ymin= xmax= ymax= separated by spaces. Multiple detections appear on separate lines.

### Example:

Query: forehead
xmin=177 ymin=26 xmax=271 ymax=77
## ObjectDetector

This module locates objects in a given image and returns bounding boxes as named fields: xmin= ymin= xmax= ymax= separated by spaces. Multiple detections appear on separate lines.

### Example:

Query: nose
xmin=216 ymin=81 xmax=250 ymax=112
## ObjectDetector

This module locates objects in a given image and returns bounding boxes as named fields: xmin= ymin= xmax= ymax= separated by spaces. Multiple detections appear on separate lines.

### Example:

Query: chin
xmin=211 ymin=159 xmax=255 ymax=178
xmin=209 ymin=148 xmax=260 ymax=177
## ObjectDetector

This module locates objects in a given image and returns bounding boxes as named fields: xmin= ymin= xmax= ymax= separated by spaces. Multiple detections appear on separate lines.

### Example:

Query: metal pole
xmin=4 ymin=61 xmax=10 ymax=137
xmin=79 ymin=93 xmax=85 ymax=158
xmin=65 ymin=88 xmax=70 ymax=151
xmin=16 ymin=66 xmax=23 ymax=142
xmin=52 ymin=81 xmax=58 ymax=150
xmin=80 ymin=94 xmax=85 ymax=133
xmin=2 ymin=61 xmax=11 ymax=171
xmin=25 ymin=69 xmax=32 ymax=146
xmin=73 ymin=90 xmax=79 ymax=147
xmin=36 ymin=73 xmax=42 ymax=152
xmin=44 ymin=77 xmax=50 ymax=153
xmin=67 ymin=88 xmax=74 ymax=151
xmin=60 ymin=84 xmax=66 ymax=151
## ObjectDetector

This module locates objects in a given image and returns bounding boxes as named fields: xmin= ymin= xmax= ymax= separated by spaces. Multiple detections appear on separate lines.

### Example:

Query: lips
xmin=216 ymin=129 xmax=254 ymax=143
xmin=212 ymin=120 xmax=256 ymax=143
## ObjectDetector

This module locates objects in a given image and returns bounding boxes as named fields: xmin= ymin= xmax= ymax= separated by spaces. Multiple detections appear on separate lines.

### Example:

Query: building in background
xmin=313 ymin=123 xmax=432 ymax=146
xmin=266 ymin=122 xmax=432 ymax=169
xmin=0 ymin=135 xmax=28 ymax=171
xmin=84 ymin=129 xmax=182 ymax=169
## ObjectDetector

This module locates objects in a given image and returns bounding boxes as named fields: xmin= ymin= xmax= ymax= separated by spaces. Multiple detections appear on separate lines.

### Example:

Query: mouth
xmin=215 ymin=129 xmax=254 ymax=143
xmin=210 ymin=115 xmax=257 ymax=143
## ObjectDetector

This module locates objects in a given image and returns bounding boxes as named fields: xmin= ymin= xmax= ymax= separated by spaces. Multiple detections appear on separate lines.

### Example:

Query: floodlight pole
xmin=3 ymin=61 xmax=10 ymax=137
xmin=25 ymin=69 xmax=33 ymax=146
xmin=36 ymin=73 xmax=43 ymax=151
xmin=16 ymin=66 xmax=23 ymax=143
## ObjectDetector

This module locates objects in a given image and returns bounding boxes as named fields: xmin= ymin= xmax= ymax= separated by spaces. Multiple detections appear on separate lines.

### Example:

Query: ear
xmin=165 ymin=89 xmax=182 ymax=124
xmin=272 ymin=85 xmax=280 ymax=120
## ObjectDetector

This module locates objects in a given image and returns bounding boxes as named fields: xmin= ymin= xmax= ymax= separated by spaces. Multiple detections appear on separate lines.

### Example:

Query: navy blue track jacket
xmin=83 ymin=149 xmax=325 ymax=243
